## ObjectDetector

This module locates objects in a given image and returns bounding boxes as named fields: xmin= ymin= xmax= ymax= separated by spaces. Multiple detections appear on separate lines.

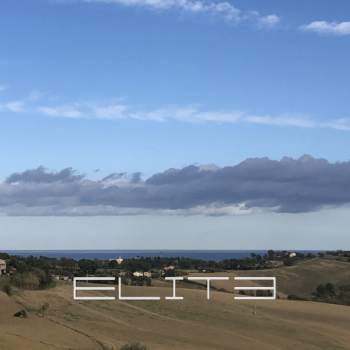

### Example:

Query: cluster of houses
xmin=132 ymin=265 xmax=175 ymax=278
xmin=49 ymin=256 xmax=177 ymax=282
xmin=108 ymin=257 xmax=176 ymax=279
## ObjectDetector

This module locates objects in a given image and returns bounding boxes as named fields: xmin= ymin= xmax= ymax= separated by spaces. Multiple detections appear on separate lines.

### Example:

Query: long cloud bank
xmin=1 ymin=155 xmax=350 ymax=216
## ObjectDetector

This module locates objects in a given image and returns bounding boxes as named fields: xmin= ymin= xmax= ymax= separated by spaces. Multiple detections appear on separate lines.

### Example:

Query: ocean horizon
xmin=2 ymin=250 xmax=320 ymax=261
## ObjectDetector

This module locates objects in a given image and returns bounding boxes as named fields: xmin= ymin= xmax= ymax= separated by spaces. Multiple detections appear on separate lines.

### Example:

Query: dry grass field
xmin=188 ymin=258 xmax=350 ymax=298
xmin=1 ymin=266 xmax=350 ymax=350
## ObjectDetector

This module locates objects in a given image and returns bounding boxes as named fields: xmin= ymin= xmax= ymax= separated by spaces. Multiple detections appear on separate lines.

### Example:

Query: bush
xmin=120 ymin=342 xmax=147 ymax=350
xmin=12 ymin=272 xmax=40 ymax=290
xmin=14 ymin=309 xmax=28 ymax=318
xmin=314 ymin=283 xmax=336 ymax=298
xmin=288 ymin=294 xmax=305 ymax=301
xmin=11 ymin=268 xmax=54 ymax=290
xmin=2 ymin=283 xmax=13 ymax=296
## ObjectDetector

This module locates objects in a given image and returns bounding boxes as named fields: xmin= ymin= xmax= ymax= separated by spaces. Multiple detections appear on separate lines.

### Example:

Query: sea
xmin=2 ymin=250 xmax=318 ymax=261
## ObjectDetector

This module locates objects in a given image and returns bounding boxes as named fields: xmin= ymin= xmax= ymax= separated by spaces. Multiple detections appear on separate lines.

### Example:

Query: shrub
xmin=288 ymin=294 xmax=305 ymax=301
xmin=14 ymin=309 xmax=28 ymax=318
xmin=11 ymin=268 xmax=54 ymax=290
xmin=12 ymin=272 xmax=40 ymax=290
xmin=314 ymin=283 xmax=336 ymax=298
xmin=2 ymin=283 xmax=13 ymax=296
xmin=120 ymin=342 xmax=147 ymax=350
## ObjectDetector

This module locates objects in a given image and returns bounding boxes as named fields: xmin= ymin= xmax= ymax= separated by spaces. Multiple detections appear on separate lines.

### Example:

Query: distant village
xmin=0 ymin=250 xmax=349 ymax=291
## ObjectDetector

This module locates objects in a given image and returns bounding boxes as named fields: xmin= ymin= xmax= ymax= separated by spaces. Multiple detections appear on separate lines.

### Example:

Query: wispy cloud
xmin=36 ymin=102 xmax=245 ymax=122
xmin=1 ymin=89 xmax=349 ymax=131
xmin=0 ymin=100 xmax=25 ymax=113
xmin=0 ymin=89 xmax=45 ymax=114
xmin=78 ymin=0 xmax=280 ymax=28
xmin=37 ymin=104 xmax=84 ymax=118
xmin=301 ymin=21 xmax=350 ymax=36
xmin=245 ymin=115 xmax=316 ymax=128
xmin=322 ymin=118 xmax=350 ymax=131
xmin=35 ymin=101 xmax=350 ymax=132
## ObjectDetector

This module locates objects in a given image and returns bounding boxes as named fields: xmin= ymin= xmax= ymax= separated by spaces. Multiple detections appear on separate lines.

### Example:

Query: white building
xmin=163 ymin=265 xmax=175 ymax=271
xmin=116 ymin=256 xmax=124 ymax=265
xmin=0 ymin=259 xmax=6 ymax=275
xmin=133 ymin=271 xmax=143 ymax=278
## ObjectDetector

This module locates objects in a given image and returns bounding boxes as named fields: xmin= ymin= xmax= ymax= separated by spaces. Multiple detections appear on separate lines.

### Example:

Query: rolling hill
xmin=1 ymin=276 xmax=350 ymax=349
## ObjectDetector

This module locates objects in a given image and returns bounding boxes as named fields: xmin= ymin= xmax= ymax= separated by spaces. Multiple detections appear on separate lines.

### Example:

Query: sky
xmin=0 ymin=0 xmax=350 ymax=249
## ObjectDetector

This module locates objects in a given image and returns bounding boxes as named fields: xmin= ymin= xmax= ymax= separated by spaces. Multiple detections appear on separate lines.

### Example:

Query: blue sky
xmin=1 ymin=0 xmax=350 ymax=180
xmin=1 ymin=1 xmax=350 ymax=249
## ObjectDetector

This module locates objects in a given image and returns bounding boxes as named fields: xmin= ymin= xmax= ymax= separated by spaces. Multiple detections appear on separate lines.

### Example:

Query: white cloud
xmin=245 ymin=115 xmax=316 ymax=128
xmin=301 ymin=21 xmax=350 ymax=36
xmin=131 ymin=105 xmax=243 ymax=123
xmin=321 ymin=118 xmax=350 ymax=131
xmin=258 ymin=14 xmax=280 ymax=28
xmin=37 ymin=104 xmax=83 ymax=118
xmin=83 ymin=0 xmax=241 ymax=21
xmin=81 ymin=0 xmax=280 ymax=27
xmin=94 ymin=103 xmax=129 ymax=119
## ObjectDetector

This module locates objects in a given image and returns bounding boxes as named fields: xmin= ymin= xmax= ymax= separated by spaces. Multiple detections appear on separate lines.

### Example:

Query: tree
xmin=267 ymin=250 xmax=275 ymax=260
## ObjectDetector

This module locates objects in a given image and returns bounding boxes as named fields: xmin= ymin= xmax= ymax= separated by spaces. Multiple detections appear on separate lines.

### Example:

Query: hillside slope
xmin=0 ymin=282 xmax=350 ymax=349
xmin=188 ymin=258 xmax=350 ymax=298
